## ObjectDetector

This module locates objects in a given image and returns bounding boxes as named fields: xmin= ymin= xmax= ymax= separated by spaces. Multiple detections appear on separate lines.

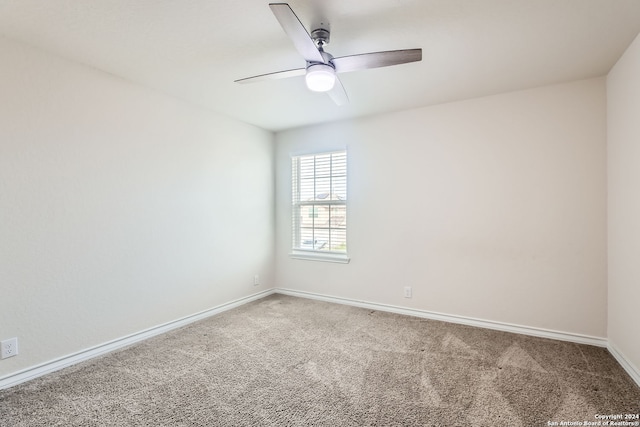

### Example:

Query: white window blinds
xmin=292 ymin=151 xmax=347 ymax=257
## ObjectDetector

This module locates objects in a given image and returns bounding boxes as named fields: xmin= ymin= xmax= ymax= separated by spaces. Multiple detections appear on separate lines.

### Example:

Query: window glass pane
xmin=330 ymin=229 xmax=347 ymax=251
xmin=331 ymin=153 xmax=347 ymax=201
xmin=331 ymin=175 xmax=346 ymax=201
xmin=300 ymin=206 xmax=315 ymax=227
xmin=300 ymin=178 xmax=315 ymax=201
xmin=316 ymin=205 xmax=330 ymax=228
xmin=332 ymin=159 xmax=346 ymax=175
xmin=314 ymin=229 xmax=330 ymax=251
xmin=300 ymin=228 xmax=315 ymax=249
xmin=314 ymin=177 xmax=330 ymax=201
xmin=299 ymin=157 xmax=315 ymax=179
xmin=330 ymin=206 xmax=346 ymax=229
xmin=315 ymin=154 xmax=331 ymax=177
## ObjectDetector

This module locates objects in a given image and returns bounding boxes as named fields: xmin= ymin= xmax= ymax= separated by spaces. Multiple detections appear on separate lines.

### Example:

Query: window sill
xmin=289 ymin=250 xmax=350 ymax=264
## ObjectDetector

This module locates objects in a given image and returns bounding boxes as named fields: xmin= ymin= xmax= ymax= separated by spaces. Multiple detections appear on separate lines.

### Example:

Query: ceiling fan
xmin=235 ymin=3 xmax=422 ymax=105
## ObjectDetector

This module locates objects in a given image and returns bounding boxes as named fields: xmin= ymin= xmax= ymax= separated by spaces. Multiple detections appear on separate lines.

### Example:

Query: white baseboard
xmin=608 ymin=342 xmax=640 ymax=387
xmin=0 ymin=289 xmax=275 ymax=390
xmin=274 ymin=288 xmax=609 ymax=348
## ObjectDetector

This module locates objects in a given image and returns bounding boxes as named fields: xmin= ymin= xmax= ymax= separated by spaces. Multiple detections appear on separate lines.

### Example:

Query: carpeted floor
xmin=1 ymin=294 xmax=638 ymax=426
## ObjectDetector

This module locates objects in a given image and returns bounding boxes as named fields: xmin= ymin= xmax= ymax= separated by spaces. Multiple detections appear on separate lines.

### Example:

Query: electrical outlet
xmin=1 ymin=337 xmax=18 ymax=359
xmin=254 ymin=274 xmax=259 ymax=286
xmin=404 ymin=286 xmax=412 ymax=298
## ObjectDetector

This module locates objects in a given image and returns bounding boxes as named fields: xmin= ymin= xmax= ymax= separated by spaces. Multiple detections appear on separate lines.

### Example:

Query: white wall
xmin=0 ymin=36 xmax=274 ymax=378
xmin=607 ymin=33 xmax=640 ymax=376
xmin=275 ymin=78 xmax=607 ymax=338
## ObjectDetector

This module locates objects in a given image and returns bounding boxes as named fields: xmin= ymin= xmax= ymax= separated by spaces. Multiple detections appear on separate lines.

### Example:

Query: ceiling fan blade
xmin=235 ymin=68 xmax=306 ymax=84
xmin=269 ymin=3 xmax=325 ymax=64
xmin=332 ymin=49 xmax=422 ymax=74
xmin=327 ymin=77 xmax=349 ymax=106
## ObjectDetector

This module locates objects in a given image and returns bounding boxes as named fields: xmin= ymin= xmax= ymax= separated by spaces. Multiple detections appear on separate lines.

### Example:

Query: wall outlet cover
xmin=1 ymin=337 xmax=18 ymax=359
xmin=404 ymin=286 xmax=412 ymax=298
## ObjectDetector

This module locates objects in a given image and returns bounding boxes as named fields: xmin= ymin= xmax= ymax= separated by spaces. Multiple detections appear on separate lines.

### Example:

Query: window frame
xmin=290 ymin=150 xmax=350 ymax=264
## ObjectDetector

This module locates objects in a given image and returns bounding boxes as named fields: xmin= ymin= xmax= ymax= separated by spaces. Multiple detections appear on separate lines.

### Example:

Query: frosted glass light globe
xmin=305 ymin=63 xmax=336 ymax=92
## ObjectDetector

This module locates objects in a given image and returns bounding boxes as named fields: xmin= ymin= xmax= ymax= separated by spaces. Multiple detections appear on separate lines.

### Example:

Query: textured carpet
xmin=1 ymin=294 xmax=638 ymax=426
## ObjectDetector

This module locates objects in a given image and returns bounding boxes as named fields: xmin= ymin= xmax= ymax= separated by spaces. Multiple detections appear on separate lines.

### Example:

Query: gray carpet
xmin=1 ymin=294 xmax=638 ymax=426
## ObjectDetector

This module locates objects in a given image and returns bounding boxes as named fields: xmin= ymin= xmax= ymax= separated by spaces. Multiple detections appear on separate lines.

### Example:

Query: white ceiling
xmin=1 ymin=0 xmax=639 ymax=131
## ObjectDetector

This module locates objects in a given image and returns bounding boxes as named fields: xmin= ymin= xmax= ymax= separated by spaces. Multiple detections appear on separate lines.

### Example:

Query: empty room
xmin=1 ymin=0 xmax=639 ymax=425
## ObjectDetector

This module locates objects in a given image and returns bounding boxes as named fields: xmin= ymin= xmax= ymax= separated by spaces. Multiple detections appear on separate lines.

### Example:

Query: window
xmin=291 ymin=151 xmax=349 ymax=263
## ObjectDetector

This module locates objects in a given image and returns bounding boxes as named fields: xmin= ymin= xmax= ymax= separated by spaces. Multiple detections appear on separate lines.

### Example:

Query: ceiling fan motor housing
xmin=311 ymin=28 xmax=330 ymax=47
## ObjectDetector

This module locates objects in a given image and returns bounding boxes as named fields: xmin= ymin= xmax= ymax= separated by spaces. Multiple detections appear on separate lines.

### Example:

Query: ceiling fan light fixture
xmin=305 ymin=63 xmax=336 ymax=92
